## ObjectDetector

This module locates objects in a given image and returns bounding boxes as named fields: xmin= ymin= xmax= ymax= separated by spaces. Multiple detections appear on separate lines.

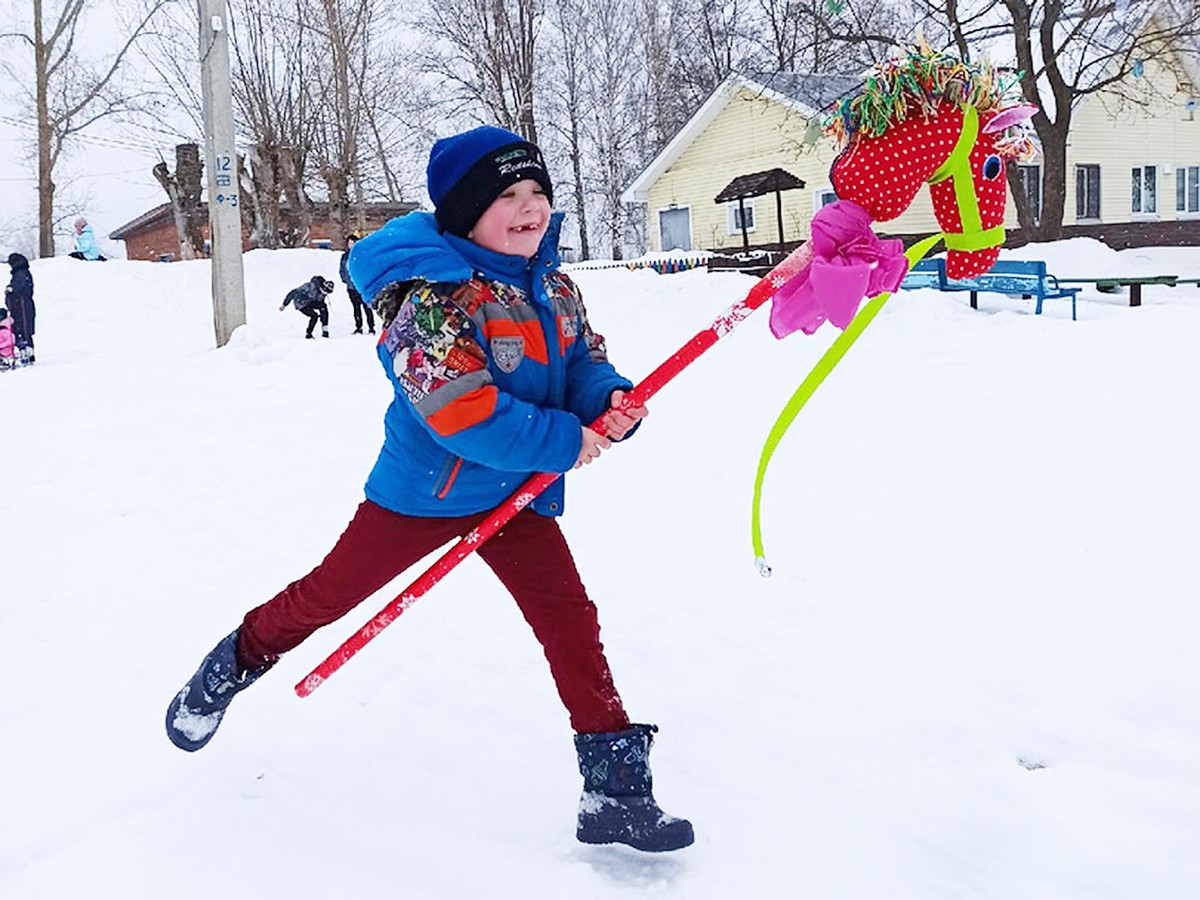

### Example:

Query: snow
xmin=2 ymin=240 xmax=1200 ymax=898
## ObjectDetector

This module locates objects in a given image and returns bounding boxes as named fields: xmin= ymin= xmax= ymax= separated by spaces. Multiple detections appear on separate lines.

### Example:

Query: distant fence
xmin=564 ymin=253 xmax=711 ymax=275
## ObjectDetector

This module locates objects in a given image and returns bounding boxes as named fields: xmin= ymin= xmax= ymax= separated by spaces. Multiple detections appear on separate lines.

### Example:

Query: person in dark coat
xmin=5 ymin=253 xmax=36 ymax=366
xmin=279 ymin=275 xmax=334 ymax=338
xmin=339 ymin=234 xmax=375 ymax=335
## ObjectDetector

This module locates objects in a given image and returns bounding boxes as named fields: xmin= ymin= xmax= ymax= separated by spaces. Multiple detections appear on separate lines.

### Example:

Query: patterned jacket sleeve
xmin=560 ymin=277 xmax=634 ymax=428
xmin=378 ymin=281 xmax=582 ymax=473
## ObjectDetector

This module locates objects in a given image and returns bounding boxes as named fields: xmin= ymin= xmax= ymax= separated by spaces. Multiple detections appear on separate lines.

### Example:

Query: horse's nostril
xmin=982 ymin=155 xmax=1002 ymax=180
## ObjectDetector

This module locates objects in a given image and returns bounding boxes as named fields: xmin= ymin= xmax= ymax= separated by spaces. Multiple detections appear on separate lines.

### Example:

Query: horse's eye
xmin=982 ymin=155 xmax=1002 ymax=180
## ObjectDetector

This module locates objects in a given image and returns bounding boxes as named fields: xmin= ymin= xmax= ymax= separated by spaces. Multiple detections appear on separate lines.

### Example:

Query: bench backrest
xmin=947 ymin=259 xmax=1047 ymax=290
xmin=902 ymin=258 xmax=946 ymax=290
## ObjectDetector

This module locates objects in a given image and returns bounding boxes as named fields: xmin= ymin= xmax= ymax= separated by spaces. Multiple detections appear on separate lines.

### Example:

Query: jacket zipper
xmin=434 ymin=456 xmax=464 ymax=500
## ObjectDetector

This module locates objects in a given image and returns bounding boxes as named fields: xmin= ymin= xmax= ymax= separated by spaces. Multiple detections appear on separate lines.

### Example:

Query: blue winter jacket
xmin=348 ymin=211 xmax=632 ymax=518
xmin=74 ymin=225 xmax=101 ymax=260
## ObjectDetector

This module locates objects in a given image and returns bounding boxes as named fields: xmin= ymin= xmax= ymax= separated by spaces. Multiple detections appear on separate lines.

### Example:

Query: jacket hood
xmin=348 ymin=211 xmax=564 ymax=303
xmin=7 ymin=253 xmax=29 ymax=270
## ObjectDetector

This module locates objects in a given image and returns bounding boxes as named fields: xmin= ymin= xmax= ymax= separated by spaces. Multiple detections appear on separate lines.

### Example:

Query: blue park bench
xmin=901 ymin=258 xmax=1080 ymax=321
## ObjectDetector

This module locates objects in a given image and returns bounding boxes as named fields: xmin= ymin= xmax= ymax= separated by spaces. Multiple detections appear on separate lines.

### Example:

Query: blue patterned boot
xmin=165 ymin=629 xmax=273 ymax=752
xmin=574 ymin=723 xmax=694 ymax=852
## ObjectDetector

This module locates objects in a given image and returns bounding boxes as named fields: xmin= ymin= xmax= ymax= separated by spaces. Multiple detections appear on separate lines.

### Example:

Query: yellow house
xmin=624 ymin=44 xmax=1199 ymax=253
xmin=1063 ymin=37 xmax=1200 ymax=226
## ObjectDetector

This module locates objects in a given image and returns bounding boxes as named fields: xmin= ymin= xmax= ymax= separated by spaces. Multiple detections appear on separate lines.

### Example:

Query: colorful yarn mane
xmin=750 ymin=43 xmax=1038 ymax=573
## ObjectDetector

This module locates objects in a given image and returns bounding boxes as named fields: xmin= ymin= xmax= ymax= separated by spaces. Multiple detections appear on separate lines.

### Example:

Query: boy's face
xmin=468 ymin=179 xmax=551 ymax=258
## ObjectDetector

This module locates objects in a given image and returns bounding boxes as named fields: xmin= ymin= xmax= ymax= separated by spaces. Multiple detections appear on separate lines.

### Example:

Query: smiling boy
xmin=166 ymin=126 xmax=693 ymax=853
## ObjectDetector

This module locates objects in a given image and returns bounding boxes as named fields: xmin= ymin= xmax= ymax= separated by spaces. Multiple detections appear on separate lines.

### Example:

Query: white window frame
xmin=725 ymin=199 xmax=757 ymax=235
xmin=1075 ymin=164 xmax=1101 ymax=222
xmin=813 ymin=188 xmax=838 ymax=213
xmin=311 ymin=238 xmax=333 ymax=250
xmin=656 ymin=204 xmax=693 ymax=252
xmin=1131 ymin=165 xmax=1158 ymax=217
xmin=1176 ymin=165 xmax=1200 ymax=217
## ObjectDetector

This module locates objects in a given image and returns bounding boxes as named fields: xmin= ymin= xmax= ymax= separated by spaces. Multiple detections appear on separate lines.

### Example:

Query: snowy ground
xmin=2 ymin=238 xmax=1198 ymax=899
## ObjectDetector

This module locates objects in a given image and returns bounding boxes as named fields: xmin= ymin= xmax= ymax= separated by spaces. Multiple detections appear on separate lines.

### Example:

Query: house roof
xmin=714 ymin=168 xmax=806 ymax=203
xmin=109 ymin=200 xmax=421 ymax=241
xmin=621 ymin=72 xmax=861 ymax=204
xmin=109 ymin=203 xmax=174 ymax=240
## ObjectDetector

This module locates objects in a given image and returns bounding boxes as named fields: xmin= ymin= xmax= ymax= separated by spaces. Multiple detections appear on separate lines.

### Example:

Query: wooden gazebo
xmin=714 ymin=168 xmax=806 ymax=251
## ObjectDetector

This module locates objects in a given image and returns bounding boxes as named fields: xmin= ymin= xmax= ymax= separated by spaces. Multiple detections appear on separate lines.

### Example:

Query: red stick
xmin=296 ymin=244 xmax=814 ymax=697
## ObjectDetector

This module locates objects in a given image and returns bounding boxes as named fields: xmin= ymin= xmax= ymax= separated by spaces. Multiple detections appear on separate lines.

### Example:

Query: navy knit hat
xmin=427 ymin=125 xmax=553 ymax=237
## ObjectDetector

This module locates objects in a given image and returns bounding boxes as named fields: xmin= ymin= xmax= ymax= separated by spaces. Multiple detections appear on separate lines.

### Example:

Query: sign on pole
xmin=197 ymin=0 xmax=246 ymax=346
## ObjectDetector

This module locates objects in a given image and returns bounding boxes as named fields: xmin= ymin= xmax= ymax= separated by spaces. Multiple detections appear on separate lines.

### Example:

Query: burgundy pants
xmin=240 ymin=500 xmax=629 ymax=734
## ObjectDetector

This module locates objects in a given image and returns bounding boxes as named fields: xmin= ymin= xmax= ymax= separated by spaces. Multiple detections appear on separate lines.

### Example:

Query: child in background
xmin=279 ymin=275 xmax=335 ymax=338
xmin=166 ymin=125 xmax=693 ymax=853
xmin=0 ymin=307 xmax=15 ymax=371
xmin=339 ymin=233 xmax=375 ymax=334
xmin=69 ymin=217 xmax=106 ymax=261
xmin=5 ymin=253 xmax=35 ymax=366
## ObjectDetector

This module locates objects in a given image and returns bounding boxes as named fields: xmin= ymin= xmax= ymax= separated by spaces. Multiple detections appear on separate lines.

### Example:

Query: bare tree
xmin=927 ymin=0 xmax=1200 ymax=240
xmin=226 ymin=0 xmax=317 ymax=248
xmin=581 ymin=0 xmax=643 ymax=258
xmin=152 ymin=142 xmax=205 ymax=259
xmin=304 ymin=0 xmax=377 ymax=248
xmin=1 ymin=0 xmax=173 ymax=257
xmin=418 ymin=0 xmax=543 ymax=141
xmin=542 ymin=0 xmax=592 ymax=257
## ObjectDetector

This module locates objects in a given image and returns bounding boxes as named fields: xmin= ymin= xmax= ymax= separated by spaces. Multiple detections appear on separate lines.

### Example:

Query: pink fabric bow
xmin=769 ymin=200 xmax=908 ymax=338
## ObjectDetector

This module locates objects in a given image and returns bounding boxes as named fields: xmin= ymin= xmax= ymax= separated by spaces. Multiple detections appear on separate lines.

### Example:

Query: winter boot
xmin=17 ymin=346 xmax=34 ymax=366
xmin=322 ymin=328 xmax=330 ymax=338
xmin=165 ymin=629 xmax=273 ymax=752
xmin=574 ymin=723 xmax=694 ymax=852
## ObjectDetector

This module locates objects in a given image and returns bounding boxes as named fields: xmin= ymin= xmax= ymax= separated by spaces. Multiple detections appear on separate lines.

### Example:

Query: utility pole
xmin=197 ymin=0 xmax=245 ymax=346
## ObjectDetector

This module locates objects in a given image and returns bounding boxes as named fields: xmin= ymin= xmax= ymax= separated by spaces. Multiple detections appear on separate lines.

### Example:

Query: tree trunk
xmin=278 ymin=145 xmax=312 ymax=248
xmin=177 ymin=144 xmax=205 ymax=257
xmin=248 ymin=143 xmax=281 ymax=250
xmin=322 ymin=164 xmax=348 ymax=251
xmin=1034 ymin=130 xmax=1069 ymax=241
xmin=34 ymin=0 xmax=54 ymax=258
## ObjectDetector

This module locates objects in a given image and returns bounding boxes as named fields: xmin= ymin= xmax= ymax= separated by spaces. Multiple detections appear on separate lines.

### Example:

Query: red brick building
xmin=109 ymin=201 xmax=419 ymax=261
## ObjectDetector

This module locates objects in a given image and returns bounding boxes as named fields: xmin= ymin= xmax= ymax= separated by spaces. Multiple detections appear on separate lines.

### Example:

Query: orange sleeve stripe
xmin=426 ymin=386 xmax=499 ymax=436
xmin=481 ymin=319 xmax=549 ymax=365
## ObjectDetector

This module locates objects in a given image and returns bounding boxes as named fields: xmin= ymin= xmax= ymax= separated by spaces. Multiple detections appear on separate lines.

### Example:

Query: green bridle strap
xmin=942 ymin=226 xmax=1005 ymax=251
xmin=926 ymin=105 xmax=1004 ymax=249
xmin=750 ymin=232 xmax=947 ymax=575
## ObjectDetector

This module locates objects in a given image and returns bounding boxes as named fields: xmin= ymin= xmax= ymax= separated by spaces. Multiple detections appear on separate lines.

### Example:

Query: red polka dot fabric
xmin=830 ymin=101 xmax=1010 ymax=280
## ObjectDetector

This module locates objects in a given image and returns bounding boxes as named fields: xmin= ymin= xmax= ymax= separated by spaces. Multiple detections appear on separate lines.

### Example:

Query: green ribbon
xmin=750 ymin=233 xmax=946 ymax=576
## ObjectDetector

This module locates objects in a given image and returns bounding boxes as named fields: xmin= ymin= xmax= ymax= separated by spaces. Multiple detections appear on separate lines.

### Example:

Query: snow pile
xmin=1 ymin=242 xmax=1198 ymax=899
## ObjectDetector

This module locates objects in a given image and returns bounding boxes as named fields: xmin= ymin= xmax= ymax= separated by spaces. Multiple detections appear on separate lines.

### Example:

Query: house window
xmin=814 ymin=188 xmax=838 ymax=211
xmin=658 ymin=206 xmax=692 ymax=252
xmin=1075 ymin=165 xmax=1101 ymax=220
xmin=1017 ymin=165 xmax=1041 ymax=225
xmin=311 ymin=239 xmax=333 ymax=250
xmin=1176 ymin=166 xmax=1200 ymax=214
xmin=726 ymin=200 xmax=756 ymax=234
xmin=1131 ymin=165 xmax=1157 ymax=215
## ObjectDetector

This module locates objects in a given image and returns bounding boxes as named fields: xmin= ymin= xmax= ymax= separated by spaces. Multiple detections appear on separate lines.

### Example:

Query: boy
xmin=339 ymin=233 xmax=375 ymax=334
xmin=280 ymin=275 xmax=335 ymax=338
xmin=166 ymin=126 xmax=692 ymax=853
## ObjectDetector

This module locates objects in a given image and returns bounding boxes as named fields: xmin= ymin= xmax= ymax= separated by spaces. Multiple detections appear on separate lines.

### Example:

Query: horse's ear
xmin=981 ymin=104 xmax=1037 ymax=134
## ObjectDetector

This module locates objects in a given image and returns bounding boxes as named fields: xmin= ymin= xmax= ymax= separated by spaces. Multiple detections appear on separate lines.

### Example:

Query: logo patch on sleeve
xmin=490 ymin=336 xmax=525 ymax=373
